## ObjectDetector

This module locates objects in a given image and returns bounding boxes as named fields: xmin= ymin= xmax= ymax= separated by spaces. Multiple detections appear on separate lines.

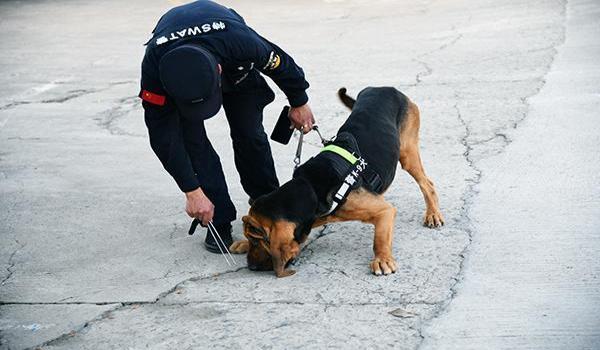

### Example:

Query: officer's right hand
xmin=185 ymin=187 xmax=214 ymax=226
xmin=289 ymin=103 xmax=315 ymax=134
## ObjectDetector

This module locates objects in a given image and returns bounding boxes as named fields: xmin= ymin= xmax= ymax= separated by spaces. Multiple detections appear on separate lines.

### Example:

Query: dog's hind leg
xmin=399 ymin=100 xmax=444 ymax=228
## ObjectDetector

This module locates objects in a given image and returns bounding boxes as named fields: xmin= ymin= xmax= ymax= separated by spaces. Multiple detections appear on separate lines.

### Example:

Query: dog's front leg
xmin=369 ymin=204 xmax=398 ymax=276
xmin=336 ymin=190 xmax=398 ymax=276
xmin=230 ymin=239 xmax=249 ymax=254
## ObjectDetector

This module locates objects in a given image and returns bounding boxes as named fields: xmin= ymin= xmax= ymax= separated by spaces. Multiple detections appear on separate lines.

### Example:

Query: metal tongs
xmin=188 ymin=219 xmax=237 ymax=267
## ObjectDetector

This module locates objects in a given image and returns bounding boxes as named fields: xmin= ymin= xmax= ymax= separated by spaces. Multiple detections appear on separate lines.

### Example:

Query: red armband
xmin=140 ymin=90 xmax=166 ymax=106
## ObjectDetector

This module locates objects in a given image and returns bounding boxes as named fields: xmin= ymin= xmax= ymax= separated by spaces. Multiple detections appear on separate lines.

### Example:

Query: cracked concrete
xmin=95 ymin=95 xmax=146 ymax=138
xmin=1 ymin=241 xmax=25 ymax=288
xmin=1 ymin=0 xmax=598 ymax=349
xmin=421 ymin=0 xmax=600 ymax=348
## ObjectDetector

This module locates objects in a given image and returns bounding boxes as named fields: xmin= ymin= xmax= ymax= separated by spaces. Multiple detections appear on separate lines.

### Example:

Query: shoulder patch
xmin=263 ymin=51 xmax=281 ymax=71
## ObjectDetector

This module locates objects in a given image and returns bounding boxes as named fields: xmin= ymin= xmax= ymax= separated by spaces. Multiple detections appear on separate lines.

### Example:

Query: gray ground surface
xmin=0 ymin=0 xmax=598 ymax=349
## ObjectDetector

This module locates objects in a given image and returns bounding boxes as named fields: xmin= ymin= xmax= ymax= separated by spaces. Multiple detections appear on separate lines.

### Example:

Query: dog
xmin=230 ymin=87 xmax=444 ymax=277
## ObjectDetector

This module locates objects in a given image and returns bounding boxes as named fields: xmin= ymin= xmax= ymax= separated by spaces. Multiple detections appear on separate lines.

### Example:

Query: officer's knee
xmin=231 ymin=130 xmax=269 ymax=150
xmin=230 ymin=126 xmax=266 ymax=140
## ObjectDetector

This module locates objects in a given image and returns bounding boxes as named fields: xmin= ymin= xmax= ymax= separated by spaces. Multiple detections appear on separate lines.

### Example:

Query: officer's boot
xmin=204 ymin=222 xmax=233 ymax=254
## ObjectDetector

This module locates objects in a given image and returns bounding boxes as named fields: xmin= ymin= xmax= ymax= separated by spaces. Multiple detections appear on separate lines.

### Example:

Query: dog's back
xmin=338 ymin=87 xmax=409 ymax=192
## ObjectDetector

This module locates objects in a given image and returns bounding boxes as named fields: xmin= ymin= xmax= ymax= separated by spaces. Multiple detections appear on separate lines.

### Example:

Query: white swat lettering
xmin=188 ymin=26 xmax=202 ymax=36
xmin=155 ymin=22 xmax=227 ymax=46
xmin=212 ymin=21 xmax=226 ymax=30
xmin=156 ymin=36 xmax=168 ymax=45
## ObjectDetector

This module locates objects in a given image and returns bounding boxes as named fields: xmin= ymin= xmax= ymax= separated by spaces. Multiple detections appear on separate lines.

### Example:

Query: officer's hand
xmin=185 ymin=187 xmax=214 ymax=226
xmin=289 ymin=104 xmax=315 ymax=134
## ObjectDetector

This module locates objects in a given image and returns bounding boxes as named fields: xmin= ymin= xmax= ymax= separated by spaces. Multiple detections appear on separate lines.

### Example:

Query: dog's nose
xmin=248 ymin=264 xmax=258 ymax=271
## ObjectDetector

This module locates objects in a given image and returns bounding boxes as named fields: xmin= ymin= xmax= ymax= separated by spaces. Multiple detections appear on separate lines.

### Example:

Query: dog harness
xmin=319 ymin=144 xmax=363 ymax=216
xmin=297 ymin=132 xmax=383 ymax=217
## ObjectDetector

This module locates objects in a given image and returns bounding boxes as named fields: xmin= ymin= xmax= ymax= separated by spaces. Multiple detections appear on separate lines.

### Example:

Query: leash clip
xmin=293 ymin=125 xmax=335 ymax=170
xmin=312 ymin=125 xmax=332 ymax=145
xmin=293 ymin=128 xmax=304 ymax=169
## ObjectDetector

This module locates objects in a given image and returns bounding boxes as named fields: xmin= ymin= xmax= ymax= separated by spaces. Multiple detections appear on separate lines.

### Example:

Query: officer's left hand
xmin=289 ymin=104 xmax=315 ymax=134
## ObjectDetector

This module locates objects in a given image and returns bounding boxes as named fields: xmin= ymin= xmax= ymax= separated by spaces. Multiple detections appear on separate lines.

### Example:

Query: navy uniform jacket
xmin=140 ymin=0 xmax=310 ymax=192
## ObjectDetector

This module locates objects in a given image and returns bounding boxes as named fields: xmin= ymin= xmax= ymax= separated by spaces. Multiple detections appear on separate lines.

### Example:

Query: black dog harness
xmin=320 ymin=147 xmax=364 ymax=216
xmin=296 ymin=132 xmax=382 ymax=217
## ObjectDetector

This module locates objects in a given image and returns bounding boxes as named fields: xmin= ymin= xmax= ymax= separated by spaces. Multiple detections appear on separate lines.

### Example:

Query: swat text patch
xmin=155 ymin=21 xmax=227 ymax=46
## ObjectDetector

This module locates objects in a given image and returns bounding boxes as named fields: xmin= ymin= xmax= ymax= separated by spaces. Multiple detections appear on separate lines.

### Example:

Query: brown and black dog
xmin=230 ymin=87 xmax=443 ymax=277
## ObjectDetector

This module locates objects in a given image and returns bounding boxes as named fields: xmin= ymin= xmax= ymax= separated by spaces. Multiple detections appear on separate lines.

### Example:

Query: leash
xmin=293 ymin=125 xmax=333 ymax=169
xmin=188 ymin=218 xmax=237 ymax=267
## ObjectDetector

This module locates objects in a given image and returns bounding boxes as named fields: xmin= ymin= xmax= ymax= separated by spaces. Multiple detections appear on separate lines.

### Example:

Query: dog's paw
xmin=370 ymin=256 xmax=398 ymax=276
xmin=275 ymin=269 xmax=296 ymax=278
xmin=423 ymin=210 xmax=444 ymax=228
xmin=229 ymin=240 xmax=249 ymax=254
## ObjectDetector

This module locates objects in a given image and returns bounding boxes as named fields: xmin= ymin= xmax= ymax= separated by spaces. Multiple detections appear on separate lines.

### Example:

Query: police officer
xmin=140 ymin=1 xmax=314 ymax=253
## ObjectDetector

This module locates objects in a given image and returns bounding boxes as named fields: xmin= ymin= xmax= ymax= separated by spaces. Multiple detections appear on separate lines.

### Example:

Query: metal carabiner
xmin=312 ymin=125 xmax=335 ymax=146
xmin=294 ymin=127 xmax=304 ymax=169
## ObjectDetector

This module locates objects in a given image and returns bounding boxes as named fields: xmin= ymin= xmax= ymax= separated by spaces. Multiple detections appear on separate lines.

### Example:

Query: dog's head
xmin=242 ymin=213 xmax=300 ymax=277
xmin=242 ymin=178 xmax=318 ymax=277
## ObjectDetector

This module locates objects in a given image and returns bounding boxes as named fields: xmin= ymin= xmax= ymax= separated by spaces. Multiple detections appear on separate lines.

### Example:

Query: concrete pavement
xmin=422 ymin=0 xmax=600 ymax=348
xmin=0 ymin=0 xmax=598 ymax=349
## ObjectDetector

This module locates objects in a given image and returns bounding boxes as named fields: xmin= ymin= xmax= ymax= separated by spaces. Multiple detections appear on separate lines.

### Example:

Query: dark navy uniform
xmin=140 ymin=1 xmax=310 ymax=226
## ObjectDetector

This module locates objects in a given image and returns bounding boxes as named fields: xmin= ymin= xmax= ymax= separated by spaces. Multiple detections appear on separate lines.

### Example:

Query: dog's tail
xmin=338 ymin=88 xmax=355 ymax=110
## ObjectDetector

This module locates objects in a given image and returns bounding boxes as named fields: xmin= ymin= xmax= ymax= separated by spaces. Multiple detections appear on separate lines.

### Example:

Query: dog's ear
xmin=242 ymin=215 xmax=267 ymax=239
xmin=338 ymin=87 xmax=355 ymax=110
xmin=270 ymin=221 xmax=298 ymax=278
xmin=242 ymin=215 xmax=260 ymax=228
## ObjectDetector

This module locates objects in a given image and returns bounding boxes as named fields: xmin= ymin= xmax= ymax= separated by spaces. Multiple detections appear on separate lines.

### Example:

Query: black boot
xmin=204 ymin=222 xmax=233 ymax=254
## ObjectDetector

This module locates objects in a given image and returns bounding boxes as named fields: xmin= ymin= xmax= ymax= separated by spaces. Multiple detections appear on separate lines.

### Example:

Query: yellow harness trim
xmin=320 ymin=144 xmax=358 ymax=164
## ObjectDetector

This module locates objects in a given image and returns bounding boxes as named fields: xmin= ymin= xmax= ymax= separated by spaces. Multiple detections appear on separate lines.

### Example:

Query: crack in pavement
xmin=1 ymin=240 xmax=26 ymax=288
xmin=23 ymin=266 xmax=247 ymax=349
xmin=411 ymin=98 xmax=483 ymax=350
xmin=18 ymin=223 xmax=377 ymax=348
xmin=0 ymin=80 xmax=134 ymax=111
xmin=40 ymin=88 xmax=102 ymax=104
xmin=414 ymin=2 xmax=568 ymax=348
xmin=94 ymin=95 xmax=145 ymax=138
xmin=414 ymin=91 xmax=541 ymax=348
xmin=0 ymin=101 xmax=32 ymax=111
xmin=410 ymin=33 xmax=465 ymax=87
xmin=4 ymin=300 xmax=444 ymax=308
